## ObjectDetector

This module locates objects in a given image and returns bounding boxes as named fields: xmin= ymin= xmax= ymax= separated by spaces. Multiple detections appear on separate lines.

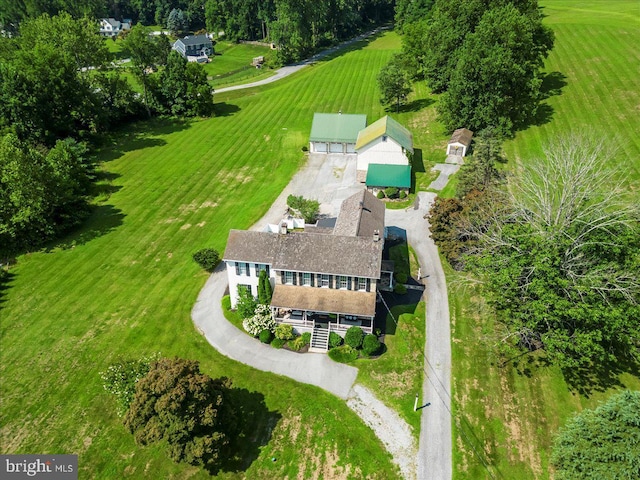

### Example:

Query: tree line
xmin=1 ymin=0 xmax=395 ymax=64
xmin=392 ymin=0 xmax=554 ymax=136
xmin=0 ymin=14 xmax=212 ymax=257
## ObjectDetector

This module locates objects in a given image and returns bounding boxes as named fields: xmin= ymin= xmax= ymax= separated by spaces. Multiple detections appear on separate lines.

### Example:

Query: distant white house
xmin=172 ymin=35 xmax=214 ymax=61
xmin=355 ymin=115 xmax=413 ymax=178
xmin=99 ymin=18 xmax=131 ymax=37
xmin=446 ymin=128 xmax=473 ymax=157
xmin=308 ymin=113 xmax=367 ymax=154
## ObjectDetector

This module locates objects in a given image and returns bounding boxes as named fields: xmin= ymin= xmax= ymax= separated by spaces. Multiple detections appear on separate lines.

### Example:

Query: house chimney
xmin=279 ymin=222 xmax=288 ymax=235
xmin=373 ymin=230 xmax=380 ymax=242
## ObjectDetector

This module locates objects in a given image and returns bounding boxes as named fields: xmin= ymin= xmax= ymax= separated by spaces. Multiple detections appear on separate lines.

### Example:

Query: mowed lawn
xmin=451 ymin=1 xmax=640 ymax=478
xmin=0 ymin=32 xmax=424 ymax=479
xmin=204 ymin=41 xmax=276 ymax=88
xmin=505 ymin=0 xmax=640 ymax=185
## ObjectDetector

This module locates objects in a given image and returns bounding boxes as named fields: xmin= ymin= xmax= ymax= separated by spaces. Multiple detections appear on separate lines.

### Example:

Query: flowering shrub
xmin=242 ymin=304 xmax=275 ymax=336
xmin=100 ymin=353 xmax=159 ymax=416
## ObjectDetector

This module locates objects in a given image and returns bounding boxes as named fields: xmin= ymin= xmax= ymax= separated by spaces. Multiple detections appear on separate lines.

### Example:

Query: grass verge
xmin=357 ymin=303 xmax=426 ymax=439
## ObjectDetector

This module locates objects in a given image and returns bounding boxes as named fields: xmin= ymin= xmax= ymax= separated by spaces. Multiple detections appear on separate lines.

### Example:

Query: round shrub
xmin=271 ymin=338 xmax=286 ymax=349
xmin=399 ymin=190 xmax=407 ymax=199
xmin=394 ymin=272 xmax=408 ymax=284
xmin=362 ymin=334 xmax=381 ymax=356
xmin=301 ymin=145 xmax=308 ymax=152
xmin=384 ymin=187 xmax=399 ymax=199
xmin=259 ymin=329 xmax=274 ymax=344
xmin=192 ymin=248 xmax=220 ymax=272
xmin=301 ymin=332 xmax=311 ymax=345
xmin=275 ymin=323 xmax=295 ymax=341
xmin=394 ymin=283 xmax=407 ymax=295
xmin=345 ymin=326 xmax=364 ymax=349
xmin=328 ymin=345 xmax=359 ymax=363
xmin=376 ymin=190 xmax=385 ymax=199
xmin=329 ymin=331 xmax=343 ymax=348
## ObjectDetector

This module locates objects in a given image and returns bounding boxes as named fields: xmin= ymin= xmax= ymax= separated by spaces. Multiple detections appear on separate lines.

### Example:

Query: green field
xmin=203 ymin=41 xmax=276 ymax=88
xmin=504 ymin=0 xmax=640 ymax=185
xmin=0 ymin=32 xmax=443 ymax=479
xmin=451 ymin=1 xmax=640 ymax=478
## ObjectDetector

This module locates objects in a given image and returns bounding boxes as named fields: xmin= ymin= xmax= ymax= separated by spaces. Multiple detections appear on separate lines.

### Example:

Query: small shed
xmin=252 ymin=56 xmax=265 ymax=67
xmin=309 ymin=113 xmax=367 ymax=154
xmin=366 ymin=164 xmax=411 ymax=193
xmin=447 ymin=128 xmax=473 ymax=157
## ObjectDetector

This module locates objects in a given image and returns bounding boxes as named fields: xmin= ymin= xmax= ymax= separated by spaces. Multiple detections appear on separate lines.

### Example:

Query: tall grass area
xmin=451 ymin=1 xmax=640 ymax=478
xmin=0 ymin=32 xmax=432 ymax=479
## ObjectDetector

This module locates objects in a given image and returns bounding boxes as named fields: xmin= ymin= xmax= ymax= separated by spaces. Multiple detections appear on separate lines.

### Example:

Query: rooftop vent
xmin=373 ymin=230 xmax=380 ymax=242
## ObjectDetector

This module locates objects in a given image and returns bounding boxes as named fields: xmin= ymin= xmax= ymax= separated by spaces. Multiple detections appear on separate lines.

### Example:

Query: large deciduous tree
xmin=0 ymin=13 xmax=112 ymax=145
xmin=552 ymin=390 xmax=640 ymax=479
xmin=122 ymin=24 xmax=167 ymax=116
xmin=377 ymin=57 xmax=412 ymax=112
xmin=159 ymin=51 xmax=214 ymax=117
xmin=402 ymin=0 xmax=553 ymax=135
xmin=0 ymin=134 xmax=92 ymax=256
xmin=124 ymin=357 xmax=237 ymax=470
xmin=465 ymin=135 xmax=640 ymax=370
xmin=438 ymin=4 xmax=554 ymax=134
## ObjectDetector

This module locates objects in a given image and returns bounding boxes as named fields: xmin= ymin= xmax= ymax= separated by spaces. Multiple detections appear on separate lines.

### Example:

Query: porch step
xmin=311 ymin=326 xmax=329 ymax=351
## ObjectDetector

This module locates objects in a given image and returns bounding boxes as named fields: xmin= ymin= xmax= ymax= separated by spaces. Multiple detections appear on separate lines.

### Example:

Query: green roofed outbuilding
xmin=309 ymin=113 xmax=367 ymax=154
xmin=366 ymin=164 xmax=411 ymax=192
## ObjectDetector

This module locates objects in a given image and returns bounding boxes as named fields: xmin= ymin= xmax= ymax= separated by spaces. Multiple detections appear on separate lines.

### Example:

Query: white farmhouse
xmin=223 ymin=190 xmax=395 ymax=351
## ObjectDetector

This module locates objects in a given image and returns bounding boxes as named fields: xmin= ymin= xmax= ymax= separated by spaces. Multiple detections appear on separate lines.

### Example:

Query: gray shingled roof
xmin=274 ymin=232 xmax=382 ymax=278
xmin=333 ymin=190 xmax=385 ymax=238
xmin=223 ymin=230 xmax=278 ymax=264
xmin=271 ymin=285 xmax=376 ymax=317
xmin=223 ymin=230 xmax=383 ymax=278
xmin=178 ymin=35 xmax=212 ymax=47
xmin=223 ymin=191 xmax=385 ymax=278
xmin=449 ymin=128 xmax=473 ymax=146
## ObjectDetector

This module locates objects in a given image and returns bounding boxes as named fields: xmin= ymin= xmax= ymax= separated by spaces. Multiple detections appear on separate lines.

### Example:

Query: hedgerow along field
xmin=0 ymin=31 xmax=445 ymax=479
xmin=450 ymin=1 xmax=640 ymax=478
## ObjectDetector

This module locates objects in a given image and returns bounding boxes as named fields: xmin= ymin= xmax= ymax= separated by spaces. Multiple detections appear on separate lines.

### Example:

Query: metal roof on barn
xmin=366 ymin=164 xmax=411 ymax=189
xmin=355 ymin=115 xmax=414 ymax=153
xmin=309 ymin=113 xmax=367 ymax=143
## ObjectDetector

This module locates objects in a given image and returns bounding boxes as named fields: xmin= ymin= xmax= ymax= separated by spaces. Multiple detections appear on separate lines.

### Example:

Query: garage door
xmin=330 ymin=142 xmax=344 ymax=153
xmin=313 ymin=142 xmax=327 ymax=153
xmin=346 ymin=143 xmax=355 ymax=153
